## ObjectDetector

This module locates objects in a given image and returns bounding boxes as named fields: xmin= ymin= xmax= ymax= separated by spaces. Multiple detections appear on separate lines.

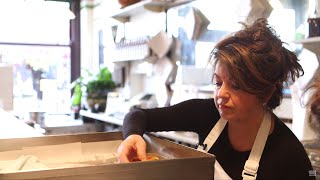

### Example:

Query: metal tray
xmin=0 ymin=131 xmax=215 ymax=180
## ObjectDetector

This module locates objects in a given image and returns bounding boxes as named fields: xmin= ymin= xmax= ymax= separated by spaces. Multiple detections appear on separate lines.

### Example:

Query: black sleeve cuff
xmin=122 ymin=108 xmax=147 ymax=139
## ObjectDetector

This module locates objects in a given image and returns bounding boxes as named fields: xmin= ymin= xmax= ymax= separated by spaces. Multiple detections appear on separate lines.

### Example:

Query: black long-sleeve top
xmin=122 ymin=98 xmax=315 ymax=180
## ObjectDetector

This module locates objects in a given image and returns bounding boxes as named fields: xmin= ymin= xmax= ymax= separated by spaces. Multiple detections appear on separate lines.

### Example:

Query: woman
xmin=117 ymin=18 xmax=314 ymax=179
xmin=304 ymin=68 xmax=320 ymax=136
xmin=302 ymin=68 xmax=320 ymax=179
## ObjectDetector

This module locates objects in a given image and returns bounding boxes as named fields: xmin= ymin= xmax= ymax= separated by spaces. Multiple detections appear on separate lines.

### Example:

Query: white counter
xmin=80 ymin=110 xmax=199 ymax=146
xmin=150 ymin=131 xmax=198 ymax=146
xmin=79 ymin=110 xmax=124 ymax=126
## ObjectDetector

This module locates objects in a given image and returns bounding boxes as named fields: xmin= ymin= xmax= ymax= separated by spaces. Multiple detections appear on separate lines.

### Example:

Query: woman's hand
xmin=117 ymin=134 xmax=147 ymax=163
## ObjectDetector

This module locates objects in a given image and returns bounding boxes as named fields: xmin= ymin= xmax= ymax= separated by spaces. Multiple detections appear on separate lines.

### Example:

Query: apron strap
xmin=242 ymin=112 xmax=271 ymax=179
xmin=197 ymin=118 xmax=227 ymax=152
xmin=198 ymin=112 xmax=271 ymax=180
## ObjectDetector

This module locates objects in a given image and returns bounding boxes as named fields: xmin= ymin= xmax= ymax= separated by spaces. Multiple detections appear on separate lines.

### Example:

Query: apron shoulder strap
xmin=242 ymin=113 xmax=271 ymax=180
xmin=197 ymin=118 xmax=227 ymax=152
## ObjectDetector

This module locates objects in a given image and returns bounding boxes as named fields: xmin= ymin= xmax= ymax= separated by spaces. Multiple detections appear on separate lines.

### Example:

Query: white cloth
xmin=1 ymin=155 xmax=47 ymax=173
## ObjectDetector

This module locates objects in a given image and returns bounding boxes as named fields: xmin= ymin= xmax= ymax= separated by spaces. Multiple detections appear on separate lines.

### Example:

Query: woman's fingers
xmin=117 ymin=134 xmax=147 ymax=163
xmin=135 ymin=136 xmax=147 ymax=161
xmin=117 ymin=142 xmax=131 ymax=163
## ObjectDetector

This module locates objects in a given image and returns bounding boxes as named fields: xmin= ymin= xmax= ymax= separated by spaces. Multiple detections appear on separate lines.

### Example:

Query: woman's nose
xmin=216 ymin=84 xmax=230 ymax=99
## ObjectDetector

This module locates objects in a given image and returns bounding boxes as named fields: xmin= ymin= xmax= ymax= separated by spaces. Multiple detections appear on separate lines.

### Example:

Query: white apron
xmin=197 ymin=112 xmax=271 ymax=180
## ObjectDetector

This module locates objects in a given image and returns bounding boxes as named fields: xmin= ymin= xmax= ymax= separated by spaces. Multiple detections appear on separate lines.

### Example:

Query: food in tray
xmin=131 ymin=153 xmax=160 ymax=162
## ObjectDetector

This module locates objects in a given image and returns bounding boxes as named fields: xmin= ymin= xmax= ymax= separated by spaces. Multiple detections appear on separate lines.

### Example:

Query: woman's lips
xmin=218 ymin=105 xmax=232 ymax=115
xmin=219 ymin=105 xmax=231 ymax=110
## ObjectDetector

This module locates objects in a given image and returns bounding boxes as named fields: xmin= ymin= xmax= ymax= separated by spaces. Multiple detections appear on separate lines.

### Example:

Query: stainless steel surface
xmin=0 ymin=131 xmax=215 ymax=180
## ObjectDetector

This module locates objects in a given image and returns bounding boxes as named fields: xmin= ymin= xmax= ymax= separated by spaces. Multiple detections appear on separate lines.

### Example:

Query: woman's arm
xmin=122 ymin=98 xmax=219 ymax=139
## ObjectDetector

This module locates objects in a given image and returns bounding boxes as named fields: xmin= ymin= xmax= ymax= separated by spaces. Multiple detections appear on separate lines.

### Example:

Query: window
xmin=0 ymin=0 xmax=72 ymax=113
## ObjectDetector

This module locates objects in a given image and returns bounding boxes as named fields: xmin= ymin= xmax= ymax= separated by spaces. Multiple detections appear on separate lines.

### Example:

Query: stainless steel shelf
xmin=295 ymin=37 xmax=320 ymax=57
xmin=295 ymin=36 xmax=320 ymax=44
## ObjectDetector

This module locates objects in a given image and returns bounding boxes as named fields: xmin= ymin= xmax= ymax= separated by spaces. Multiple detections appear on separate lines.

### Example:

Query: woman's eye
xmin=214 ymin=82 xmax=222 ymax=87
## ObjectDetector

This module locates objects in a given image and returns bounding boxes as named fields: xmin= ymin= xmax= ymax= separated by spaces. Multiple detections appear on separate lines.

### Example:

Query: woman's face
xmin=213 ymin=61 xmax=262 ymax=122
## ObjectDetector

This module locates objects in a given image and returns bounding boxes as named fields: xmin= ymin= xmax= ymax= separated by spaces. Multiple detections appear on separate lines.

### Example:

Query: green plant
xmin=70 ymin=77 xmax=83 ymax=118
xmin=86 ymin=67 xmax=116 ymax=95
xmin=83 ymin=67 xmax=116 ymax=112
xmin=71 ymin=81 xmax=82 ymax=107
xmin=70 ymin=67 xmax=116 ymax=112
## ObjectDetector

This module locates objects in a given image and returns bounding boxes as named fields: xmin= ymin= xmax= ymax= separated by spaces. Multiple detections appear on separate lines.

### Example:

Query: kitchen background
xmin=0 ymin=0 xmax=319 ymax=142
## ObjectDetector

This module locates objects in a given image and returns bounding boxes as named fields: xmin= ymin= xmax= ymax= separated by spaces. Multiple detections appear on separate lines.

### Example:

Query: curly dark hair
xmin=209 ymin=18 xmax=304 ymax=110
